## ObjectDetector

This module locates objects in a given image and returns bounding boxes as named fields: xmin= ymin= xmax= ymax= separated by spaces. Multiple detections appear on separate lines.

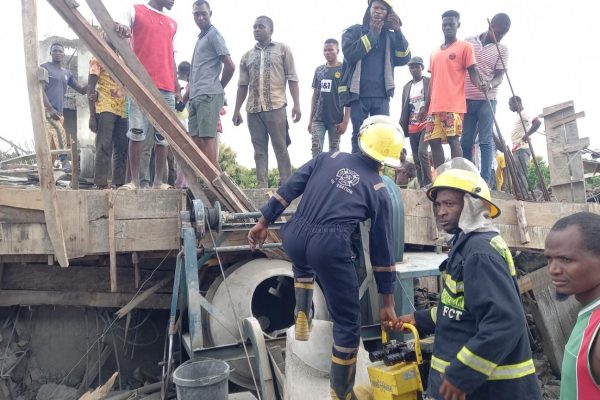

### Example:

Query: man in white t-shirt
xmin=399 ymin=56 xmax=431 ymax=186
xmin=509 ymin=96 xmax=541 ymax=191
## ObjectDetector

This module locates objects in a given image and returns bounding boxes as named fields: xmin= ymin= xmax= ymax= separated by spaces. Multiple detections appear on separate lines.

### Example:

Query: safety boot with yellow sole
xmin=294 ymin=280 xmax=314 ymax=341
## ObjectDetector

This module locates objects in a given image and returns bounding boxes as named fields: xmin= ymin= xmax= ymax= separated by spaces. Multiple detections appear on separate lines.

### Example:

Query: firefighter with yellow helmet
xmin=249 ymin=116 xmax=403 ymax=399
xmin=396 ymin=159 xmax=542 ymax=400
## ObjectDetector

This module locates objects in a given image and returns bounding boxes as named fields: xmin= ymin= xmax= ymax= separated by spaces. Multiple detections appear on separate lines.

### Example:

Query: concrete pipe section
xmin=203 ymin=258 xmax=329 ymax=389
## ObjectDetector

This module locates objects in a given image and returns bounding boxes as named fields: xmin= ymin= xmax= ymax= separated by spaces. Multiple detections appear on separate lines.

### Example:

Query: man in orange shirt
xmin=424 ymin=10 xmax=486 ymax=170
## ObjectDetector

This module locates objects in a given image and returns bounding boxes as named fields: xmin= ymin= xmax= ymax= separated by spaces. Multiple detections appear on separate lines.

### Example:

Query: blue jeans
xmin=311 ymin=121 xmax=340 ymax=158
xmin=350 ymin=97 xmax=390 ymax=154
xmin=461 ymin=99 xmax=496 ymax=185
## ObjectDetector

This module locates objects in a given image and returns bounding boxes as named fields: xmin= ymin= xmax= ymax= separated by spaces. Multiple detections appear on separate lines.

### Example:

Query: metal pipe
xmin=222 ymin=210 xmax=295 ymax=222
xmin=204 ymin=243 xmax=284 ymax=253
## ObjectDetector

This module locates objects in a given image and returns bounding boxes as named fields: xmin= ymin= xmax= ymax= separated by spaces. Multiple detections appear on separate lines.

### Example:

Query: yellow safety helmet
xmin=358 ymin=115 xmax=404 ymax=167
xmin=426 ymin=158 xmax=501 ymax=218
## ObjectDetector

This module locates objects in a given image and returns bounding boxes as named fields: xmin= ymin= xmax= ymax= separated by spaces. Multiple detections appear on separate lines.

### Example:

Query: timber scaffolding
xmin=1 ymin=1 xmax=598 ymax=392
xmin=1 ymin=0 xmax=597 ymax=315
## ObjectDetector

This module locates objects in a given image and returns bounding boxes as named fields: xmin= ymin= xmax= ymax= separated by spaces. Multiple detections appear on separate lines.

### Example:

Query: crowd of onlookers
xmin=41 ymin=0 xmax=539 ymax=192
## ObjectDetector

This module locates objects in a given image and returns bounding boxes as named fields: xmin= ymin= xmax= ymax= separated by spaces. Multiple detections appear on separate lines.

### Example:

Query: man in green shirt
xmin=545 ymin=212 xmax=600 ymax=399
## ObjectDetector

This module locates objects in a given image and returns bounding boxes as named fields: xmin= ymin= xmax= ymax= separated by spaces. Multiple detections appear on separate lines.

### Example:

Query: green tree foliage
xmin=218 ymin=144 xmax=291 ymax=188
xmin=527 ymin=156 xmax=551 ymax=189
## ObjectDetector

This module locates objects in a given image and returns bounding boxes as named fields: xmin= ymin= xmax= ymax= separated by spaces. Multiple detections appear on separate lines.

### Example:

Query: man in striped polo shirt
xmin=546 ymin=212 xmax=600 ymax=399
xmin=460 ymin=13 xmax=511 ymax=186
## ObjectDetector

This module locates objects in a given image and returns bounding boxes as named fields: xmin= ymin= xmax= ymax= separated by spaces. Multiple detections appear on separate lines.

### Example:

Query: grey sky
xmin=2 ymin=0 xmax=597 ymax=169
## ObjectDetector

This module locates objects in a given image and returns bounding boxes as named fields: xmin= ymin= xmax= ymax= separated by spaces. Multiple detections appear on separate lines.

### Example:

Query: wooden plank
xmin=0 ymin=189 xmax=43 ymax=210
xmin=515 ymin=201 xmax=531 ymax=245
xmin=21 ymin=0 xmax=69 ymax=267
xmin=550 ymin=137 xmax=590 ymax=155
xmin=0 ymin=206 xmax=45 ymax=224
xmin=86 ymin=189 xmax=185 ymax=221
xmin=541 ymin=100 xmax=574 ymax=117
xmin=70 ymin=129 xmax=79 ymax=190
xmin=547 ymin=111 xmax=585 ymax=129
xmin=528 ymin=266 xmax=580 ymax=374
xmin=1 ymin=264 xmax=172 ymax=293
xmin=108 ymin=191 xmax=117 ymax=292
xmin=0 ymin=289 xmax=171 ymax=309
xmin=60 ymin=190 xmax=89 ymax=259
xmin=543 ymin=101 xmax=586 ymax=203
xmin=88 ymin=218 xmax=180 ymax=253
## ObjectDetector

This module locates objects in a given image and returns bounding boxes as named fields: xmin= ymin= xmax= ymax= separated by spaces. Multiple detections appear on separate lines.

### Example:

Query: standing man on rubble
xmin=340 ymin=0 xmax=411 ymax=154
xmin=545 ymin=212 xmax=600 ymax=400
xmin=87 ymin=36 xmax=128 ymax=189
xmin=248 ymin=116 xmax=403 ymax=400
xmin=460 ymin=13 xmax=511 ymax=186
xmin=116 ymin=0 xmax=179 ymax=190
xmin=232 ymin=15 xmax=301 ymax=188
xmin=509 ymin=96 xmax=541 ymax=192
xmin=423 ymin=10 xmax=486 ymax=170
xmin=186 ymin=0 xmax=235 ymax=168
xmin=308 ymin=38 xmax=349 ymax=158
xmin=41 ymin=42 xmax=88 ymax=173
xmin=396 ymin=158 xmax=541 ymax=400
xmin=399 ymin=56 xmax=430 ymax=187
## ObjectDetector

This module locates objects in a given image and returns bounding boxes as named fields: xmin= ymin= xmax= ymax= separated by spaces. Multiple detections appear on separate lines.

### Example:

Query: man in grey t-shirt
xmin=186 ymin=0 xmax=235 ymax=168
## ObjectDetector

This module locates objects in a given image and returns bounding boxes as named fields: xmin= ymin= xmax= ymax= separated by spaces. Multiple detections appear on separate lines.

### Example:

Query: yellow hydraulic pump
xmin=367 ymin=323 xmax=424 ymax=400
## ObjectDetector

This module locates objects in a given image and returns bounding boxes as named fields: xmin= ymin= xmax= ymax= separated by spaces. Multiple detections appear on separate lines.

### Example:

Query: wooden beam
xmin=515 ymin=201 xmax=531 ymax=245
xmin=108 ymin=191 xmax=117 ymax=292
xmin=547 ymin=111 xmax=585 ymax=129
xmin=70 ymin=129 xmax=79 ymax=189
xmin=21 ymin=0 xmax=69 ymax=267
xmin=550 ymin=137 xmax=590 ymax=155
xmin=541 ymin=100 xmax=574 ymax=117
xmin=0 ymin=289 xmax=171 ymax=308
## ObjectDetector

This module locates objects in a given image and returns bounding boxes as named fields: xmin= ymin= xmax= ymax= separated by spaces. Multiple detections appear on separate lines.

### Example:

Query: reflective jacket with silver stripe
xmin=414 ymin=231 xmax=542 ymax=399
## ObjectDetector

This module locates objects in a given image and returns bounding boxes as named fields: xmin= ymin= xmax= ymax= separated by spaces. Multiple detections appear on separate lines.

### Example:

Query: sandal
xmin=153 ymin=183 xmax=174 ymax=190
xmin=118 ymin=182 xmax=138 ymax=190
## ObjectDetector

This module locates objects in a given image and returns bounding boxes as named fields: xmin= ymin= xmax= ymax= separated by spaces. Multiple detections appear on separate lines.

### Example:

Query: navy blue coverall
xmin=260 ymin=151 xmax=397 ymax=360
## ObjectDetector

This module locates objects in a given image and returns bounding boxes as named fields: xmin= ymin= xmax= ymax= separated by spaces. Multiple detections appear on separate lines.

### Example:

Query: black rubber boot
xmin=330 ymin=358 xmax=358 ymax=400
xmin=294 ymin=280 xmax=314 ymax=341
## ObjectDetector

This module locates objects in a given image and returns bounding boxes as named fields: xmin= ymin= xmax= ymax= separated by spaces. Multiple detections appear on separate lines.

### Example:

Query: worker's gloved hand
xmin=439 ymin=376 xmax=466 ymax=400
xmin=393 ymin=313 xmax=416 ymax=332
xmin=248 ymin=217 xmax=269 ymax=250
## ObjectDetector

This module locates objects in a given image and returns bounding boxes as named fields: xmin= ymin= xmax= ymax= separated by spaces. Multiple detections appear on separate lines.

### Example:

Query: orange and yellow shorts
xmin=423 ymin=112 xmax=463 ymax=143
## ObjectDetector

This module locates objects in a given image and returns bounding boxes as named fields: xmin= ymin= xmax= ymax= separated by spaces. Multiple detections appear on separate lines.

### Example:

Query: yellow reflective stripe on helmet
xmin=431 ymin=356 xmax=450 ymax=373
xmin=395 ymin=47 xmax=411 ymax=58
xmin=444 ymin=274 xmax=464 ymax=294
xmin=332 ymin=355 xmax=357 ymax=366
xmin=430 ymin=306 xmax=437 ymax=324
xmin=457 ymin=346 xmax=497 ymax=377
xmin=361 ymin=35 xmax=372 ymax=52
xmin=490 ymin=235 xmax=516 ymax=276
xmin=441 ymin=288 xmax=465 ymax=311
xmin=489 ymin=359 xmax=536 ymax=380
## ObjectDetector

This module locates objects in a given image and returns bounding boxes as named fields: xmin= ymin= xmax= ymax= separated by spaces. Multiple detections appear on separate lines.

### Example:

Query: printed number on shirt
xmin=320 ymin=79 xmax=333 ymax=93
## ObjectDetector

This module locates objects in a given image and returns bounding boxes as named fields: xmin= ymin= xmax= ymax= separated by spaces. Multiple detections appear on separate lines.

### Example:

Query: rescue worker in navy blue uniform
xmin=249 ymin=115 xmax=404 ymax=399
xmin=396 ymin=159 xmax=542 ymax=400
xmin=339 ymin=0 xmax=411 ymax=154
